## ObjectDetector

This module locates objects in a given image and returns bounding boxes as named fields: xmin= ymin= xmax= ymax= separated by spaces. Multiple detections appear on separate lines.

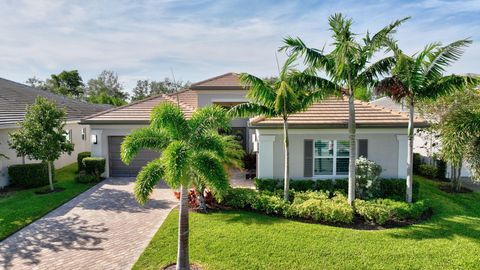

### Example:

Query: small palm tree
xmin=121 ymin=102 xmax=232 ymax=270
xmin=230 ymin=54 xmax=336 ymax=201
xmin=376 ymin=39 xmax=478 ymax=202
xmin=281 ymin=13 xmax=408 ymax=204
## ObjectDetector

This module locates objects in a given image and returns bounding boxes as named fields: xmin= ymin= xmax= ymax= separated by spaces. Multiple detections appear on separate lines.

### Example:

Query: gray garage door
xmin=108 ymin=136 xmax=159 ymax=177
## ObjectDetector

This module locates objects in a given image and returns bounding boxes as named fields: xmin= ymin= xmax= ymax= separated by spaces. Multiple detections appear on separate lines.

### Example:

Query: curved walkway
xmin=0 ymin=178 xmax=176 ymax=270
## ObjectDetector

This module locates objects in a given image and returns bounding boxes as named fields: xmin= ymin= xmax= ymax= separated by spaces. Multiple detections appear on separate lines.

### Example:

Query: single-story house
xmin=0 ymin=78 xmax=111 ymax=187
xmin=81 ymin=72 xmax=427 ymax=180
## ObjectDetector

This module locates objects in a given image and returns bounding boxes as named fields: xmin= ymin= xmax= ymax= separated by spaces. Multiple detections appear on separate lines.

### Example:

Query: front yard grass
xmin=0 ymin=163 xmax=95 ymax=240
xmin=134 ymin=176 xmax=480 ymax=270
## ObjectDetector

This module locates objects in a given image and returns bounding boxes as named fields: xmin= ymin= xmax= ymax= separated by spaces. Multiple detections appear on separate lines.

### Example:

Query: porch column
xmin=396 ymin=135 xmax=408 ymax=179
xmin=257 ymin=135 xmax=276 ymax=178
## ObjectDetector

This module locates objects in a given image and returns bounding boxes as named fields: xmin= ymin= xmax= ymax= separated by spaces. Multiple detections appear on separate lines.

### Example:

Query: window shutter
xmin=358 ymin=139 xmax=368 ymax=158
xmin=304 ymin=140 xmax=313 ymax=177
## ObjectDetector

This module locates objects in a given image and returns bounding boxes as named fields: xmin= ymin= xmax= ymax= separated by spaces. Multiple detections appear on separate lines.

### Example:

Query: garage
xmin=108 ymin=136 xmax=159 ymax=177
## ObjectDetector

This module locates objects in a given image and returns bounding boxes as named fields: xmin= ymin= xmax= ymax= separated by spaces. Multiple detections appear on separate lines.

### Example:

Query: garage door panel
xmin=108 ymin=136 xmax=159 ymax=177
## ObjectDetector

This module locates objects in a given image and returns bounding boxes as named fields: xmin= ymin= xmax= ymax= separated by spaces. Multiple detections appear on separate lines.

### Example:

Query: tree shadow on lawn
xmin=219 ymin=210 xmax=289 ymax=225
xmin=0 ymin=214 xmax=107 ymax=269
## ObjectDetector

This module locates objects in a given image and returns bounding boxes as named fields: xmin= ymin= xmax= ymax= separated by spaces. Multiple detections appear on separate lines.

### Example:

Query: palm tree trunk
xmin=406 ymin=98 xmax=414 ymax=203
xmin=283 ymin=116 xmax=290 ymax=201
xmin=347 ymin=91 xmax=356 ymax=205
xmin=177 ymin=185 xmax=190 ymax=270
xmin=48 ymin=161 xmax=54 ymax=191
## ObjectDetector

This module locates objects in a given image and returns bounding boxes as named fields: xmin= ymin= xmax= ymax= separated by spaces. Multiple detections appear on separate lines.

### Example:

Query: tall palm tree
xmin=230 ymin=54 xmax=337 ymax=201
xmin=121 ymin=102 xmax=231 ymax=270
xmin=376 ymin=39 xmax=478 ymax=202
xmin=281 ymin=13 xmax=408 ymax=204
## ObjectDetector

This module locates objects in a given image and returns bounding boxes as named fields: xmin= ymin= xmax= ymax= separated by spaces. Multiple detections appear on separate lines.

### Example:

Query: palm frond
xmin=239 ymin=73 xmax=276 ymax=107
xmin=423 ymin=39 xmax=472 ymax=80
xmin=134 ymin=158 xmax=164 ymax=205
xmin=220 ymin=135 xmax=244 ymax=170
xmin=375 ymin=76 xmax=409 ymax=102
xmin=357 ymin=56 xmax=396 ymax=87
xmin=191 ymin=132 xmax=226 ymax=159
xmin=419 ymin=74 xmax=479 ymax=100
xmin=191 ymin=151 xmax=229 ymax=198
xmin=121 ymin=127 xmax=170 ymax=164
xmin=188 ymin=105 xmax=231 ymax=137
xmin=229 ymin=102 xmax=277 ymax=118
xmin=363 ymin=17 xmax=410 ymax=55
xmin=150 ymin=102 xmax=190 ymax=140
xmin=161 ymin=140 xmax=190 ymax=187
xmin=275 ymin=81 xmax=299 ymax=114
xmin=281 ymin=36 xmax=332 ymax=71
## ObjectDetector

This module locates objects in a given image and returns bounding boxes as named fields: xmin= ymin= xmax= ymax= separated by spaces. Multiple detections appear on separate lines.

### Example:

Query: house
xmin=0 ymin=78 xmax=111 ymax=187
xmin=81 ymin=72 xmax=427 ymax=180
xmin=370 ymin=96 xmax=471 ymax=178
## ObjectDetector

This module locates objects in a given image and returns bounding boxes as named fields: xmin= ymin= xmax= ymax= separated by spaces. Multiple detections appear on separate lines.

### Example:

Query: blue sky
xmin=0 ymin=0 xmax=479 ymax=93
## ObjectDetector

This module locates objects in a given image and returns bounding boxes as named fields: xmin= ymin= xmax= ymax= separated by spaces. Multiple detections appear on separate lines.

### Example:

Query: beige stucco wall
xmin=255 ymin=128 xmax=407 ymax=180
xmin=0 ymin=122 xmax=92 ymax=188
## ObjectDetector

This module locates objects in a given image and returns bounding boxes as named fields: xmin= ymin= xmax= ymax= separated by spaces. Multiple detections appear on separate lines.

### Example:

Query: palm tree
xmin=230 ymin=54 xmax=337 ymax=201
xmin=281 ymin=13 xmax=408 ymax=204
xmin=376 ymin=39 xmax=478 ymax=202
xmin=121 ymin=102 xmax=232 ymax=270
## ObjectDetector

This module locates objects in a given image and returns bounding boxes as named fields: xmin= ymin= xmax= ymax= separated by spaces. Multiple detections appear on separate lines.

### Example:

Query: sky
xmin=0 ymin=0 xmax=479 ymax=94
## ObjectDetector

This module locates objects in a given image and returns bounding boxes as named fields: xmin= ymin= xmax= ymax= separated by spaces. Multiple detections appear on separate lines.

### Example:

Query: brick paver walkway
xmin=0 ymin=178 xmax=177 ymax=270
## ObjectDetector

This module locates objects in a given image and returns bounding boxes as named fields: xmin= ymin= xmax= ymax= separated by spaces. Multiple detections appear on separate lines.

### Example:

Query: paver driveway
xmin=0 ymin=178 xmax=177 ymax=270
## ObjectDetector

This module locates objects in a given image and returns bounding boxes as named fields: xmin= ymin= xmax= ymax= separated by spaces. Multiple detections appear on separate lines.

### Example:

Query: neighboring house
xmin=0 ymin=78 xmax=111 ymax=187
xmin=82 ymin=72 xmax=427 ymax=180
xmin=370 ymin=96 xmax=471 ymax=178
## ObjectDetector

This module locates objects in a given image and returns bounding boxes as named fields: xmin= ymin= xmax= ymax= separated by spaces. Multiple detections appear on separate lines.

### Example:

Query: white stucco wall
xmin=0 ymin=122 xmax=92 ymax=188
xmin=255 ymin=128 xmax=408 ymax=180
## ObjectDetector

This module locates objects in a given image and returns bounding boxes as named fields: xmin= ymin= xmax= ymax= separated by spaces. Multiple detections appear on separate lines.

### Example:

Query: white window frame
xmin=313 ymin=139 xmax=349 ymax=178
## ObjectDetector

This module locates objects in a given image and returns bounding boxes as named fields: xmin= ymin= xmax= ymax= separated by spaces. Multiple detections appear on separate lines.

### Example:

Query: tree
xmin=47 ymin=70 xmax=85 ymax=98
xmin=131 ymin=80 xmax=150 ymax=101
xmin=9 ymin=97 xmax=74 ymax=191
xmin=230 ymin=54 xmax=336 ymax=201
xmin=281 ymin=13 xmax=408 ymax=204
xmin=86 ymin=70 xmax=129 ymax=105
xmin=131 ymin=78 xmax=191 ymax=101
xmin=376 ymin=39 xmax=478 ymax=201
xmin=121 ymin=103 xmax=231 ymax=270
xmin=25 ymin=77 xmax=48 ymax=90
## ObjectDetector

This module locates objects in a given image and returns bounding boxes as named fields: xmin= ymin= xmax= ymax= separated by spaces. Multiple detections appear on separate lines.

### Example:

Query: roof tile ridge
xmin=162 ymin=93 xmax=195 ymax=111
xmin=190 ymin=72 xmax=237 ymax=87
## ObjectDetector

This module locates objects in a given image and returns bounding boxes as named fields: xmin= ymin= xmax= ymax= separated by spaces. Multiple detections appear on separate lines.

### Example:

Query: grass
xmin=0 ymin=163 xmax=95 ymax=240
xmin=134 ymin=176 xmax=480 ymax=270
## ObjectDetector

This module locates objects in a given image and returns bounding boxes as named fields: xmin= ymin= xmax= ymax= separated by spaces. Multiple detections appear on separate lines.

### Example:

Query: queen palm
xmin=376 ymin=39 xmax=478 ymax=202
xmin=230 ymin=54 xmax=337 ymax=201
xmin=121 ymin=102 xmax=231 ymax=270
xmin=281 ymin=13 xmax=408 ymax=204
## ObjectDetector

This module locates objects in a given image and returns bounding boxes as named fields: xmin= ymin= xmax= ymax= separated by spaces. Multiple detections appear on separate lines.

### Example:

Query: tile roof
xmin=81 ymin=91 xmax=197 ymax=124
xmin=251 ymin=97 xmax=428 ymax=128
xmin=0 ymin=78 xmax=111 ymax=128
xmin=190 ymin=72 xmax=244 ymax=90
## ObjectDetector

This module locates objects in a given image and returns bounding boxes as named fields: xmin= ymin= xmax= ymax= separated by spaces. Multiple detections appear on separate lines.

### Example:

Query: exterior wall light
xmin=91 ymin=134 xmax=98 ymax=144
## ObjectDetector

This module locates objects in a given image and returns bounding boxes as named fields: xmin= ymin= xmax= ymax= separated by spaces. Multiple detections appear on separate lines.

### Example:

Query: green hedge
xmin=77 ymin=152 xmax=91 ymax=171
xmin=8 ymin=163 xmax=53 ymax=188
xmin=355 ymin=199 xmax=429 ymax=225
xmin=83 ymin=157 xmax=106 ymax=180
xmin=418 ymin=164 xmax=437 ymax=179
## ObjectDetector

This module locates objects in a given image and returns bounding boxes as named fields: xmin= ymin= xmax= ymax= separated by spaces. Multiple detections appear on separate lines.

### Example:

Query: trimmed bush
xmin=378 ymin=178 xmax=420 ymax=201
xmin=8 ymin=163 xmax=53 ymax=188
xmin=254 ymin=178 xmax=279 ymax=192
xmin=333 ymin=179 xmax=348 ymax=193
xmin=83 ymin=157 xmax=106 ymax=180
xmin=315 ymin=179 xmax=334 ymax=192
xmin=251 ymin=193 xmax=289 ymax=215
xmin=222 ymin=188 xmax=258 ymax=209
xmin=75 ymin=174 xmax=98 ymax=183
xmin=419 ymin=164 xmax=437 ymax=179
xmin=355 ymin=198 xmax=429 ymax=225
xmin=77 ymin=152 xmax=91 ymax=172
xmin=436 ymin=159 xmax=447 ymax=180
xmin=290 ymin=179 xmax=316 ymax=191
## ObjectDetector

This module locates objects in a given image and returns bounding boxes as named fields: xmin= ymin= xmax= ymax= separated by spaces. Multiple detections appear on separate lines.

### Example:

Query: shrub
xmin=315 ymin=179 xmax=334 ymax=192
xmin=333 ymin=179 xmax=348 ymax=193
xmin=355 ymin=158 xmax=382 ymax=199
xmin=436 ymin=159 xmax=447 ymax=180
xmin=286 ymin=191 xmax=354 ymax=224
xmin=355 ymin=198 xmax=429 ymax=225
xmin=77 ymin=152 xmax=91 ymax=172
xmin=413 ymin=153 xmax=422 ymax=174
xmin=222 ymin=188 xmax=258 ymax=209
xmin=8 ymin=163 xmax=52 ymax=188
xmin=75 ymin=173 xmax=98 ymax=183
xmin=419 ymin=164 xmax=437 ymax=179
xmin=243 ymin=153 xmax=256 ymax=171
xmin=83 ymin=157 xmax=106 ymax=180
xmin=378 ymin=178 xmax=420 ymax=201
xmin=254 ymin=178 xmax=279 ymax=192
xmin=290 ymin=179 xmax=316 ymax=191
xmin=251 ymin=193 xmax=289 ymax=215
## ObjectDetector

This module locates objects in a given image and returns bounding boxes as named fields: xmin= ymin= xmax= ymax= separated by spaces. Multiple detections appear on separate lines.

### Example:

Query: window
xmin=81 ymin=128 xmax=87 ymax=141
xmin=67 ymin=129 xmax=73 ymax=142
xmin=314 ymin=140 xmax=349 ymax=176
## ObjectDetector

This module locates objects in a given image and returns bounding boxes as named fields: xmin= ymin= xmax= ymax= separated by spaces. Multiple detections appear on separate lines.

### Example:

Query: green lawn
xmin=134 ymin=176 xmax=480 ymax=270
xmin=0 ymin=163 xmax=95 ymax=240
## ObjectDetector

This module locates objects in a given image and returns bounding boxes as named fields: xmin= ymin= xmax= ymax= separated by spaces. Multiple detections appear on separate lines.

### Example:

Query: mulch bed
xmin=34 ymin=187 xmax=65 ymax=195
xmin=163 ymin=263 xmax=203 ymax=270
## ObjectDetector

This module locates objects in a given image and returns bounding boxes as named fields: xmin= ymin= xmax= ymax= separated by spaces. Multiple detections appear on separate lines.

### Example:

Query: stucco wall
xmin=0 ymin=122 xmax=92 ymax=188
xmin=256 ymin=128 xmax=406 ymax=180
